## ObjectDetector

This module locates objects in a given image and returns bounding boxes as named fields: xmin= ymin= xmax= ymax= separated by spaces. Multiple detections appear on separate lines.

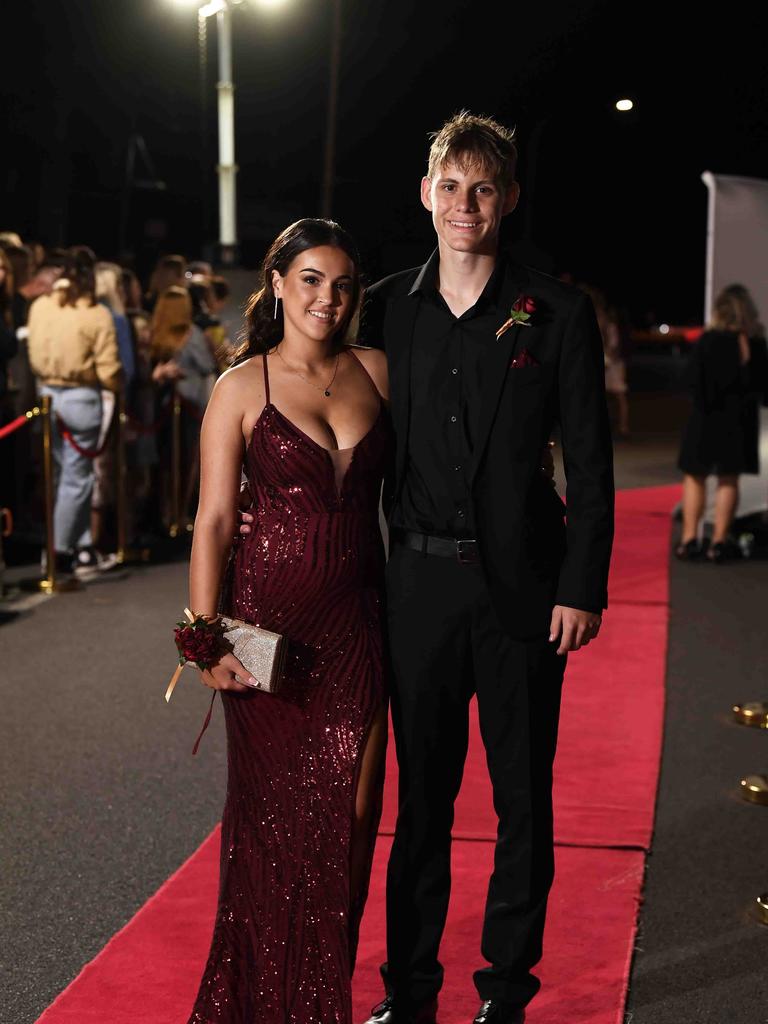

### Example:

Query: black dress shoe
xmin=361 ymin=995 xmax=438 ymax=1024
xmin=473 ymin=1000 xmax=525 ymax=1024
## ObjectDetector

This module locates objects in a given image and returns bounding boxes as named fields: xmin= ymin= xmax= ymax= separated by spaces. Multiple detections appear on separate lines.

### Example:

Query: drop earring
xmin=273 ymin=296 xmax=280 ymax=320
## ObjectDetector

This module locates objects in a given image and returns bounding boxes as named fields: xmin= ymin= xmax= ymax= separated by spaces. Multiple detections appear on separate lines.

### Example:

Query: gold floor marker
xmin=732 ymin=701 xmax=768 ymax=728
xmin=740 ymin=774 xmax=768 ymax=806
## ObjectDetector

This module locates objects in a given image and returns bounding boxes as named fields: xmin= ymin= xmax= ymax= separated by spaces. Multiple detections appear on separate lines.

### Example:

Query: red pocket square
xmin=510 ymin=348 xmax=539 ymax=368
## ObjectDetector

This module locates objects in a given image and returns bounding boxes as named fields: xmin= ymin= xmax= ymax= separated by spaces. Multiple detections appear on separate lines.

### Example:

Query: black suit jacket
xmin=359 ymin=255 xmax=615 ymax=639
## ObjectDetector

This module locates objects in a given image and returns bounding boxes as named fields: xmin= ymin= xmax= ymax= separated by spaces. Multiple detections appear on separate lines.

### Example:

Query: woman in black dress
xmin=677 ymin=284 xmax=768 ymax=561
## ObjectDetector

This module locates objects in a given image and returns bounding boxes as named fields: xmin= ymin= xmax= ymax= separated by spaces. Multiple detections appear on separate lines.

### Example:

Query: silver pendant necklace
xmin=276 ymin=347 xmax=341 ymax=397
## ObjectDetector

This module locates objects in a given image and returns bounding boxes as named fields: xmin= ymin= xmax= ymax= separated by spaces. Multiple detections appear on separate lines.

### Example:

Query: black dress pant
xmin=382 ymin=542 xmax=566 ymax=1008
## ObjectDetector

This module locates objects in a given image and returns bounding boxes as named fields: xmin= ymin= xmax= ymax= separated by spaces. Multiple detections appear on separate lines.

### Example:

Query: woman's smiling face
xmin=272 ymin=245 xmax=356 ymax=344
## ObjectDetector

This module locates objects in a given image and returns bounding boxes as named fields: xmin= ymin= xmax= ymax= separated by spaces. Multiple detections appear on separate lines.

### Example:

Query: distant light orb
xmin=616 ymin=98 xmax=634 ymax=112
xmin=659 ymin=323 xmax=670 ymax=334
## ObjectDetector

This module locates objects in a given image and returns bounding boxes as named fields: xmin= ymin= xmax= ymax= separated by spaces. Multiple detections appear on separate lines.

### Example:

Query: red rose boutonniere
xmin=496 ymin=295 xmax=536 ymax=339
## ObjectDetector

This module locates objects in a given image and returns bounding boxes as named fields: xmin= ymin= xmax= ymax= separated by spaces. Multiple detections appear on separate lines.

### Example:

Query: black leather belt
xmin=391 ymin=529 xmax=481 ymax=565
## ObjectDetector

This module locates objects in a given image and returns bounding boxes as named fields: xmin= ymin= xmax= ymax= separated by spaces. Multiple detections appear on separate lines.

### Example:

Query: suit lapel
xmin=469 ymin=261 xmax=529 ymax=487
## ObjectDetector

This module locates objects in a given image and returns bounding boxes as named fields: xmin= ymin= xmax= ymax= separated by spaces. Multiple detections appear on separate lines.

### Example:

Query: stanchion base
xmin=733 ymin=701 xmax=768 ymax=728
xmin=39 ymin=576 xmax=82 ymax=594
xmin=740 ymin=774 xmax=768 ymax=806
xmin=116 ymin=547 xmax=152 ymax=565
xmin=757 ymin=894 xmax=768 ymax=926
xmin=19 ymin=575 xmax=82 ymax=594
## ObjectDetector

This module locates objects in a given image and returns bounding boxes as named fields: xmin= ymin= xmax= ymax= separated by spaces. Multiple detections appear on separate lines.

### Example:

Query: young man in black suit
xmin=359 ymin=113 xmax=614 ymax=1024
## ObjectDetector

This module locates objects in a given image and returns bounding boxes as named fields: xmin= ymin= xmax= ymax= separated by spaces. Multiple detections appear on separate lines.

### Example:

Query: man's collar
xmin=408 ymin=248 xmax=441 ymax=296
xmin=408 ymin=247 xmax=510 ymax=309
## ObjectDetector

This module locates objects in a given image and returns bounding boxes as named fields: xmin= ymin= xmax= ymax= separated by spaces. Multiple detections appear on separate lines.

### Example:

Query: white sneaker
xmin=73 ymin=547 xmax=119 ymax=580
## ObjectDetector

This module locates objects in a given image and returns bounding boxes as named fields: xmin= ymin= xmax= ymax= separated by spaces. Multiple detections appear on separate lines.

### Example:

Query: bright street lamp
xmin=615 ymin=98 xmax=634 ymax=112
xmin=172 ymin=0 xmax=340 ymax=255
xmin=171 ymin=0 xmax=247 ymax=264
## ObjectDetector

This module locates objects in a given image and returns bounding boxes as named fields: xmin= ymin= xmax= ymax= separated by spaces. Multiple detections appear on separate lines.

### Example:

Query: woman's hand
xmin=200 ymin=651 xmax=257 ymax=692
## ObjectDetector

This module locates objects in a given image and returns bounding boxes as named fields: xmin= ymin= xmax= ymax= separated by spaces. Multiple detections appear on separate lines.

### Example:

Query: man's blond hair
xmin=427 ymin=111 xmax=517 ymax=189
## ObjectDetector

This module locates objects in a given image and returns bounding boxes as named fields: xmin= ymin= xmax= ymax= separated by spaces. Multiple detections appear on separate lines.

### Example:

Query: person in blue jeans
xmin=27 ymin=247 xmax=123 ymax=579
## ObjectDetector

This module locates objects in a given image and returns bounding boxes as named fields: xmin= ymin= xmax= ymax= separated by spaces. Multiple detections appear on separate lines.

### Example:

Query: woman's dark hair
xmin=58 ymin=245 xmax=97 ymax=307
xmin=233 ymin=218 xmax=361 ymax=364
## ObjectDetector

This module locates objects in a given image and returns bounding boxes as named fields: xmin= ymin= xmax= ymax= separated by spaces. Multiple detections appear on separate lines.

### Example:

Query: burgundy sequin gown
xmin=189 ymin=353 xmax=389 ymax=1024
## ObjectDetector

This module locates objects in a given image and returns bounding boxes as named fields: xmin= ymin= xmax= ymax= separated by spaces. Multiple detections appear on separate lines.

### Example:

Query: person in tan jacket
xmin=27 ymin=246 xmax=123 ymax=579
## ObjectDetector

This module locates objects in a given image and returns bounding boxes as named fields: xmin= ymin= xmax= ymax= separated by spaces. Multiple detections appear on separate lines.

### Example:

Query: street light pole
xmin=321 ymin=0 xmax=341 ymax=219
xmin=191 ymin=0 xmax=238 ymax=264
xmin=213 ymin=1 xmax=237 ymax=264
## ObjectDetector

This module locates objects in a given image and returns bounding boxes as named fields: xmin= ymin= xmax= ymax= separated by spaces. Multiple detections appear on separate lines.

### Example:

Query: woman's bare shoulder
xmin=214 ymin=356 xmax=264 ymax=397
xmin=346 ymin=344 xmax=389 ymax=399
xmin=207 ymin=356 xmax=265 ymax=417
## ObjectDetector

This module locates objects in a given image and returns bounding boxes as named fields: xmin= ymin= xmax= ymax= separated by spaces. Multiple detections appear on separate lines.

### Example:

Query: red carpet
xmin=36 ymin=484 xmax=679 ymax=1024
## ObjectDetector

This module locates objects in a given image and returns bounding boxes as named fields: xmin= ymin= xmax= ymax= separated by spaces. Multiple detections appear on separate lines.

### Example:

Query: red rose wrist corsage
xmin=166 ymin=608 xmax=224 ymax=702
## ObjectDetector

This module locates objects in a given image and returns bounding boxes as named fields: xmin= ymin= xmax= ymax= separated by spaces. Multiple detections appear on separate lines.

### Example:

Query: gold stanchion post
xmin=169 ymin=388 xmax=182 ymax=539
xmin=113 ymin=393 xmax=150 ymax=564
xmin=39 ymin=394 xmax=56 ymax=593
xmin=115 ymin=391 xmax=128 ymax=563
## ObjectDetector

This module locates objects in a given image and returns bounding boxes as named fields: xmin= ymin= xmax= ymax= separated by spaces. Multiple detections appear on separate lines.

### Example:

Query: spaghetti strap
xmin=262 ymin=352 xmax=271 ymax=405
xmin=346 ymin=346 xmax=381 ymax=404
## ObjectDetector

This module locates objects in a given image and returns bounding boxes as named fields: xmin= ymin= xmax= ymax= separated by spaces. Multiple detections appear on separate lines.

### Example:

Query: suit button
xmin=457 ymin=509 xmax=465 ymax=518
xmin=450 ymin=415 xmax=457 ymax=423
xmin=451 ymin=367 xmax=458 ymax=375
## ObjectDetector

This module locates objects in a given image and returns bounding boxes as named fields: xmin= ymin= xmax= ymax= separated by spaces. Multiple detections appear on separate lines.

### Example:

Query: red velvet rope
xmin=124 ymin=395 xmax=202 ymax=434
xmin=0 ymin=414 xmax=33 ymax=441
xmin=56 ymin=416 xmax=111 ymax=460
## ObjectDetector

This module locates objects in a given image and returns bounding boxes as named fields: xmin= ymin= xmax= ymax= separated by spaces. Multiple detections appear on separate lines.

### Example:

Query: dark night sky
xmin=2 ymin=0 xmax=767 ymax=322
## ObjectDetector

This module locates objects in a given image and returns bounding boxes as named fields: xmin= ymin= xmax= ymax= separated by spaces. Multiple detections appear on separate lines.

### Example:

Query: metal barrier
xmin=0 ymin=387 xmax=204 ymax=594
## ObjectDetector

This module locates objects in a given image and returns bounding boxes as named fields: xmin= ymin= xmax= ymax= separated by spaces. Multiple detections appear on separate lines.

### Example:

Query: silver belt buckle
xmin=455 ymin=539 xmax=478 ymax=565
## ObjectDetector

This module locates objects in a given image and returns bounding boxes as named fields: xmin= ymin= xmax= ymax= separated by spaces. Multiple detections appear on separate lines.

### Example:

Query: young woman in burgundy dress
xmin=186 ymin=219 xmax=390 ymax=1023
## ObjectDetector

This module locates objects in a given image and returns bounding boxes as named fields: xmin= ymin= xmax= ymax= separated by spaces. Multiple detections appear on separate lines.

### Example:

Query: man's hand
xmin=152 ymin=360 xmax=185 ymax=383
xmin=238 ymin=483 xmax=254 ymax=536
xmin=549 ymin=605 xmax=601 ymax=655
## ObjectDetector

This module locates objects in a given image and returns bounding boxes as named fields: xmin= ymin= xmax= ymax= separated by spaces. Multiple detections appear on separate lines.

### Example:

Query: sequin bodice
xmin=188 ymin=353 xmax=389 ymax=1024
xmin=248 ymin=401 xmax=387 ymax=518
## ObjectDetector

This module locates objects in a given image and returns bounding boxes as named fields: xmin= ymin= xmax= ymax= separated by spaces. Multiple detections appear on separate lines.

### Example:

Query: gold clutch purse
xmin=219 ymin=615 xmax=286 ymax=694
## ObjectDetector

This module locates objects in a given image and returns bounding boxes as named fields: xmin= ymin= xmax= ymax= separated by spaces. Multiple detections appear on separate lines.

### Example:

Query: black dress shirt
xmin=393 ymin=249 xmax=507 ymax=539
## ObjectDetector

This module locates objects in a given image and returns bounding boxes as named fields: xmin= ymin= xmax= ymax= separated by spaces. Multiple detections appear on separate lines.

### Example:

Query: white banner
xmin=701 ymin=171 xmax=768 ymax=325
xmin=701 ymin=172 xmax=768 ymax=520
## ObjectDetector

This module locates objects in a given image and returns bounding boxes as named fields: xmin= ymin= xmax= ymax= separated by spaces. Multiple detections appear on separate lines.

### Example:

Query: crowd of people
xmin=0 ymin=233 xmax=234 ymax=580
xmin=1 ymin=226 xmax=766 ymax=588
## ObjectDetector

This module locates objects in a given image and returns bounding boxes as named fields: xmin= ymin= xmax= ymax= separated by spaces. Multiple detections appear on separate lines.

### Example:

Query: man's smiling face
xmin=421 ymin=160 xmax=520 ymax=256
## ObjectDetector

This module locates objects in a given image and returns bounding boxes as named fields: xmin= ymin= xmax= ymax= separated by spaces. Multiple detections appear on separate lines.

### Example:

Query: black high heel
xmin=674 ymin=538 xmax=702 ymax=561
xmin=706 ymin=540 xmax=732 ymax=563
